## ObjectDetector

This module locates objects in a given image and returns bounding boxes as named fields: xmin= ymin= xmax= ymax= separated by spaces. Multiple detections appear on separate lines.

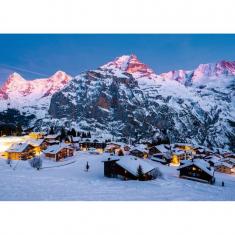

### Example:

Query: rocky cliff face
xmin=45 ymin=55 xmax=235 ymax=151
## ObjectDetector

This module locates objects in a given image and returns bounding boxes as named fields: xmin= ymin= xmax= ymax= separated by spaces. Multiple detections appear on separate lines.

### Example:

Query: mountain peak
xmin=101 ymin=54 xmax=157 ymax=79
xmin=7 ymin=72 xmax=25 ymax=83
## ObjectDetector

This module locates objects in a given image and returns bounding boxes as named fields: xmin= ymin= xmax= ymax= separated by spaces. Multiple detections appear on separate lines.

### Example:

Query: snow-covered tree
xmin=29 ymin=157 xmax=42 ymax=170
xmin=6 ymin=157 xmax=12 ymax=167
xmin=71 ymin=128 xmax=77 ymax=137
xmin=49 ymin=126 xmax=55 ymax=135
xmin=137 ymin=165 xmax=144 ymax=181
xmin=60 ymin=127 xmax=67 ymax=142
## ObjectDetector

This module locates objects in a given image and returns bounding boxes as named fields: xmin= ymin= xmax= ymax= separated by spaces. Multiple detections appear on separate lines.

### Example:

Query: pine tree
xmin=16 ymin=124 xmax=23 ymax=136
xmin=87 ymin=131 xmax=91 ymax=138
xmin=71 ymin=128 xmax=77 ymax=137
xmin=49 ymin=126 xmax=55 ymax=135
xmin=60 ymin=127 xmax=67 ymax=142
xmin=137 ymin=165 xmax=144 ymax=181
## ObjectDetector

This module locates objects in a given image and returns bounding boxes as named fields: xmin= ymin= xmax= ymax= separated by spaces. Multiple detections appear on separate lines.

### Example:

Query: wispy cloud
xmin=0 ymin=64 xmax=49 ymax=77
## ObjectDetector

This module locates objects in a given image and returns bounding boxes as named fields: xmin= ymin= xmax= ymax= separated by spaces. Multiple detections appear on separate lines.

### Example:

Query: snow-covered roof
xmin=172 ymin=149 xmax=185 ymax=156
xmin=6 ymin=143 xmax=31 ymax=153
xmin=130 ymin=144 xmax=147 ymax=153
xmin=215 ymin=162 xmax=234 ymax=169
xmin=27 ymin=139 xmax=45 ymax=147
xmin=223 ymin=158 xmax=235 ymax=165
xmin=207 ymin=156 xmax=221 ymax=164
xmin=45 ymin=134 xmax=60 ymax=139
xmin=116 ymin=156 xmax=156 ymax=176
xmin=154 ymin=144 xmax=169 ymax=153
xmin=103 ymin=156 xmax=120 ymax=162
xmin=174 ymin=143 xmax=193 ymax=147
xmin=71 ymin=137 xmax=81 ymax=142
xmin=177 ymin=159 xmax=214 ymax=176
xmin=43 ymin=144 xmax=73 ymax=154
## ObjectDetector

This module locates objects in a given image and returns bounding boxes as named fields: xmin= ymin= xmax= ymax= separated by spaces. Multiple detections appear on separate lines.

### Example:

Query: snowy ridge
xmin=0 ymin=71 xmax=72 ymax=118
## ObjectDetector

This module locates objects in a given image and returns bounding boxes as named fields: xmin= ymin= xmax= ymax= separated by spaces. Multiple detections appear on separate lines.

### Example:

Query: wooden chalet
xmin=214 ymin=162 xmax=235 ymax=174
xmin=5 ymin=143 xmax=35 ymax=160
xmin=103 ymin=156 xmax=158 ymax=181
xmin=105 ymin=142 xmax=131 ymax=155
xmin=44 ymin=134 xmax=60 ymax=146
xmin=170 ymin=149 xmax=188 ymax=166
xmin=79 ymin=138 xmax=106 ymax=153
xmin=177 ymin=159 xmax=215 ymax=184
xmin=151 ymin=153 xmax=171 ymax=165
xmin=129 ymin=144 xmax=148 ymax=159
xmin=27 ymin=139 xmax=47 ymax=155
xmin=43 ymin=144 xmax=74 ymax=161
xmin=148 ymin=144 xmax=170 ymax=156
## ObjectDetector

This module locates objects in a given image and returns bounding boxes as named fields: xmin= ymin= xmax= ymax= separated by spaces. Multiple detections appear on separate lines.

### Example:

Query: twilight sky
xmin=0 ymin=34 xmax=235 ymax=84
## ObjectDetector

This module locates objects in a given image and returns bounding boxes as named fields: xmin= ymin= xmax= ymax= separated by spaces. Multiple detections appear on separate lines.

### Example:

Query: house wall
xmin=6 ymin=146 xmax=35 ymax=160
xmin=215 ymin=165 xmax=232 ymax=174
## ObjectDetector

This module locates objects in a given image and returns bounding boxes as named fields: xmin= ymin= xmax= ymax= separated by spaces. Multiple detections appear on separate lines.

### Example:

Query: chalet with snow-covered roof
xmin=43 ymin=144 xmax=74 ymax=161
xmin=27 ymin=139 xmax=47 ymax=155
xmin=148 ymin=144 xmax=170 ymax=156
xmin=214 ymin=162 xmax=235 ymax=174
xmin=5 ymin=143 xmax=35 ymax=160
xmin=103 ymin=156 xmax=158 ymax=181
xmin=171 ymin=149 xmax=187 ymax=166
xmin=44 ymin=134 xmax=60 ymax=146
xmin=177 ymin=159 xmax=215 ymax=184
xmin=151 ymin=153 xmax=170 ymax=165
xmin=79 ymin=138 xmax=106 ymax=153
xmin=105 ymin=142 xmax=131 ymax=155
xmin=129 ymin=144 xmax=148 ymax=159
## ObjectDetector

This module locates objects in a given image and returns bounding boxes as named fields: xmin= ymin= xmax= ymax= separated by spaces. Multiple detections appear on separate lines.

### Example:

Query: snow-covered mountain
xmin=100 ymin=54 xmax=158 ymax=80
xmin=0 ymin=71 xmax=72 ymax=118
xmin=0 ymin=55 xmax=234 ymax=151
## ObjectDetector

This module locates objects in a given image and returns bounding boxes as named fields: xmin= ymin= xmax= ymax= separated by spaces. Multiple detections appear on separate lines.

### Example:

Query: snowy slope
xmin=0 ymin=152 xmax=234 ymax=200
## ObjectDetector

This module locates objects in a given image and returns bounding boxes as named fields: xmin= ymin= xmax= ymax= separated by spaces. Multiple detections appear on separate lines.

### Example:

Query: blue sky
xmin=0 ymin=34 xmax=235 ymax=84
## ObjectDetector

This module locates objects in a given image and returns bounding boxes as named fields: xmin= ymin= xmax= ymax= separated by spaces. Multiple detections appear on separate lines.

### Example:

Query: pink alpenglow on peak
xmin=192 ymin=60 xmax=235 ymax=81
xmin=101 ymin=54 xmax=158 ymax=80
xmin=0 ymin=71 xmax=72 ymax=101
